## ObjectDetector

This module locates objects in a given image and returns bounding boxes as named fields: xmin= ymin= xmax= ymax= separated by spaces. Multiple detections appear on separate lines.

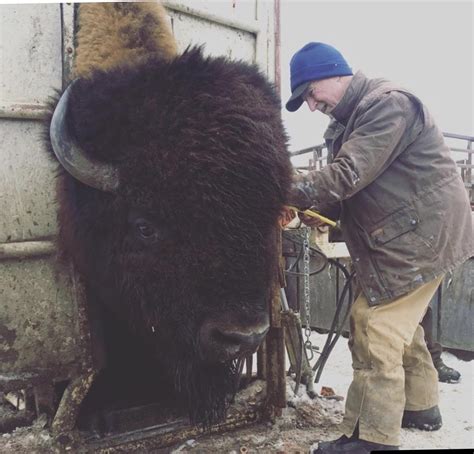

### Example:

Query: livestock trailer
xmin=0 ymin=1 xmax=287 ymax=450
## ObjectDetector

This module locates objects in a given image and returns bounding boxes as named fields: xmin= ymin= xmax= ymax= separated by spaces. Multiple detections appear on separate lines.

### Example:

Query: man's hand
xmin=288 ymin=173 xmax=317 ymax=210
xmin=279 ymin=206 xmax=297 ymax=228
xmin=300 ymin=212 xmax=326 ymax=228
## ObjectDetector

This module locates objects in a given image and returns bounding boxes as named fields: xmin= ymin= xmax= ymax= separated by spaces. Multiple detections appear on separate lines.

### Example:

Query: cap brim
xmin=285 ymin=81 xmax=310 ymax=112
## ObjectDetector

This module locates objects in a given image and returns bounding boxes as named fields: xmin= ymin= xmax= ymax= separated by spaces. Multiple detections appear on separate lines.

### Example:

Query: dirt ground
xmin=1 ymin=332 xmax=472 ymax=453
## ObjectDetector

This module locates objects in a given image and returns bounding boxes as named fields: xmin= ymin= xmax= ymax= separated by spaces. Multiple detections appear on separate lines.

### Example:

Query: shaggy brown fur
xmin=73 ymin=2 xmax=177 ymax=78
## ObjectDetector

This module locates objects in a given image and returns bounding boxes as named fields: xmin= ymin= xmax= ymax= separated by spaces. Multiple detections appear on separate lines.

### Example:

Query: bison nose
xmin=199 ymin=312 xmax=269 ymax=363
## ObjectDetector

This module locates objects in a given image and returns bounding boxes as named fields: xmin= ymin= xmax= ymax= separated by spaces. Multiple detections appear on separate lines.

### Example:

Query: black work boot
xmin=402 ymin=405 xmax=442 ymax=431
xmin=435 ymin=359 xmax=461 ymax=383
xmin=311 ymin=435 xmax=399 ymax=453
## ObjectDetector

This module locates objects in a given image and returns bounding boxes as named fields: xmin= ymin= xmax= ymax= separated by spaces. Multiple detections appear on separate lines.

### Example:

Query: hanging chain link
xmin=302 ymin=226 xmax=314 ymax=360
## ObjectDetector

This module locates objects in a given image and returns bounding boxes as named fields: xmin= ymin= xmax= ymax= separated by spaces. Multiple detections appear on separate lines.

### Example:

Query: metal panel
xmin=0 ymin=3 xmax=86 ymax=395
xmin=305 ymin=259 xmax=351 ymax=333
xmin=165 ymin=0 xmax=276 ymax=80
xmin=0 ymin=120 xmax=58 ymax=243
xmin=438 ymin=258 xmax=474 ymax=351
xmin=166 ymin=0 xmax=259 ymax=26
xmin=0 ymin=257 xmax=84 ymax=382
xmin=0 ymin=4 xmax=62 ymax=104
xmin=169 ymin=9 xmax=255 ymax=61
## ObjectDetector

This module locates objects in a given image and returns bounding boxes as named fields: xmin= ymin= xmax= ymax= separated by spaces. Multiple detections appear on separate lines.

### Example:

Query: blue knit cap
xmin=286 ymin=42 xmax=353 ymax=112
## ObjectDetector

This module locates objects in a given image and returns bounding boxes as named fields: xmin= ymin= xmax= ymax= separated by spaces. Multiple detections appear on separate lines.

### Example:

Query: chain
xmin=302 ymin=226 xmax=314 ymax=360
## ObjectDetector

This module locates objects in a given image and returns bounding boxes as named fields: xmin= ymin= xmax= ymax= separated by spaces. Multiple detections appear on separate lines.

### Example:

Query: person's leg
xmin=401 ymin=323 xmax=443 ymax=431
xmin=339 ymin=276 xmax=443 ymax=447
xmin=420 ymin=306 xmax=443 ymax=364
xmin=403 ymin=323 xmax=439 ymax=411
xmin=420 ymin=303 xmax=461 ymax=383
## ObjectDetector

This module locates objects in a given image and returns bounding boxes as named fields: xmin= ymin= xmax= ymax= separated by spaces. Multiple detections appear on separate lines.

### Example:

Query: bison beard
xmin=46 ymin=47 xmax=291 ymax=428
xmin=173 ymin=358 xmax=243 ymax=426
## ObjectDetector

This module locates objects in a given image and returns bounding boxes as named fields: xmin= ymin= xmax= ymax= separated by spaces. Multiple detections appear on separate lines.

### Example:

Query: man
xmin=285 ymin=42 xmax=473 ymax=453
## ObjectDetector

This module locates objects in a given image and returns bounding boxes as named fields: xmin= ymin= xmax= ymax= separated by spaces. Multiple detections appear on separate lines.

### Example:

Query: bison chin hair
xmin=172 ymin=357 xmax=244 ymax=428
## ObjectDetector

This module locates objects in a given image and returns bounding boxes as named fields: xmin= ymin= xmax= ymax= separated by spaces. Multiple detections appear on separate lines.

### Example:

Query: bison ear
xmin=50 ymin=80 xmax=120 ymax=193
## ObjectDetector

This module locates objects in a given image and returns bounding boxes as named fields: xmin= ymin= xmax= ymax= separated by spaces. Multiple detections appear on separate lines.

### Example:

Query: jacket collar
xmin=331 ymin=70 xmax=370 ymax=124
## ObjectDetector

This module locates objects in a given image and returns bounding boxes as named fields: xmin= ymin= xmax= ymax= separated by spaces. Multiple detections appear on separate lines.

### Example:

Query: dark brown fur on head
xmin=47 ymin=4 xmax=291 ymax=427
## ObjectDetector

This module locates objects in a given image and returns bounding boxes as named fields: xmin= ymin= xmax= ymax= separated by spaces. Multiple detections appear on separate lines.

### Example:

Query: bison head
xmin=47 ymin=47 xmax=291 ymax=425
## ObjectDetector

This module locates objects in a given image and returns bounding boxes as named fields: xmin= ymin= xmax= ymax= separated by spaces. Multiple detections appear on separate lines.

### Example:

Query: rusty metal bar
xmin=0 ymin=103 xmax=49 ymax=121
xmin=0 ymin=241 xmax=56 ymax=260
xmin=51 ymin=368 xmax=97 ymax=438
xmin=256 ymin=339 xmax=267 ymax=380
xmin=61 ymin=3 xmax=76 ymax=88
xmin=263 ymin=229 xmax=286 ymax=419
xmin=86 ymin=408 xmax=261 ymax=452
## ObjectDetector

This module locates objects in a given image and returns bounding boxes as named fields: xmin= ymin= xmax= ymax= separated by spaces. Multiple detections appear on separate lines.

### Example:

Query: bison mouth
xmin=170 ymin=310 xmax=269 ymax=426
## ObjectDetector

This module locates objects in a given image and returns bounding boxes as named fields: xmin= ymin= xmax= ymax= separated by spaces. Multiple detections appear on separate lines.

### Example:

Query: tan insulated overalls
xmin=340 ymin=275 xmax=443 ymax=446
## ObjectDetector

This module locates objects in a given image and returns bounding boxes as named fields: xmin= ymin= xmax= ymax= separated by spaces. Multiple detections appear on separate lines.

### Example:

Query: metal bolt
xmin=67 ymin=47 xmax=73 ymax=54
xmin=411 ymin=219 xmax=417 ymax=225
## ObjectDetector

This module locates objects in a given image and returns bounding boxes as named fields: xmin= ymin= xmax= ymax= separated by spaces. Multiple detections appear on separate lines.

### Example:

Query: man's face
xmin=302 ymin=78 xmax=340 ymax=115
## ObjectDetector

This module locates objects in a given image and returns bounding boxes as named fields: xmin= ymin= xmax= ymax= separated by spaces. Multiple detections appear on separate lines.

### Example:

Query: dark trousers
xmin=420 ymin=306 xmax=443 ymax=365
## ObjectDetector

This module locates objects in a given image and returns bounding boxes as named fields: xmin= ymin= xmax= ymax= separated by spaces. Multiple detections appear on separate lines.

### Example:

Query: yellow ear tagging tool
xmin=287 ymin=206 xmax=338 ymax=228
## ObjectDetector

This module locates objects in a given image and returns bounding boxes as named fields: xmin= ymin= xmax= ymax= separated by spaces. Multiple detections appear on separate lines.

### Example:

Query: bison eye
xmin=135 ymin=219 xmax=158 ymax=240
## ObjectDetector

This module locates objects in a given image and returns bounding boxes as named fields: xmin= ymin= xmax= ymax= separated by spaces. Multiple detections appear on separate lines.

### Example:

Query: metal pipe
xmin=450 ymin=147 xmax=474 ymax=154
xmin=292 ymin=133 xmax=473 ymax=158
xmin=0 ymin=103 xmax=49 ymax=121
xmin=290 ymin=144 xmax=326 ymax=157
xmin=443 ymin=132 xmax=474 ymax=141
xmin=0 ymin=241 xmax=56 ymax=260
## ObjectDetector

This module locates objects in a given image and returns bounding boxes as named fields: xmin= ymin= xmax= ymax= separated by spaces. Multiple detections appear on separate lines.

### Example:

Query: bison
xmin=46 ymin=2 xmax=291 ymax=426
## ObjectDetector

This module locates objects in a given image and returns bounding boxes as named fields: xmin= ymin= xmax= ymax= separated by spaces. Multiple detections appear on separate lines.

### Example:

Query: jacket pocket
xmin=369 ymin=207 xmax=419 ymax=246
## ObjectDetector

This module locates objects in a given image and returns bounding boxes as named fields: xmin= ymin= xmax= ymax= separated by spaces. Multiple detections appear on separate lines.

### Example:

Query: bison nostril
xmin=199 ymin=315 xmax=269 ymax=362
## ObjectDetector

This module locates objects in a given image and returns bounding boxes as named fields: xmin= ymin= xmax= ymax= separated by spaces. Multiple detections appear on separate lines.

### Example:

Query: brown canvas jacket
xmin=293 ymin=71 xmax=473 ymax=304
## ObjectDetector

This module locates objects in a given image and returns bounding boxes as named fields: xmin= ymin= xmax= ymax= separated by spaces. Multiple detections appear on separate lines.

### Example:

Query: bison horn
xmin=50 ymin=81 xmax=120 ymax=193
